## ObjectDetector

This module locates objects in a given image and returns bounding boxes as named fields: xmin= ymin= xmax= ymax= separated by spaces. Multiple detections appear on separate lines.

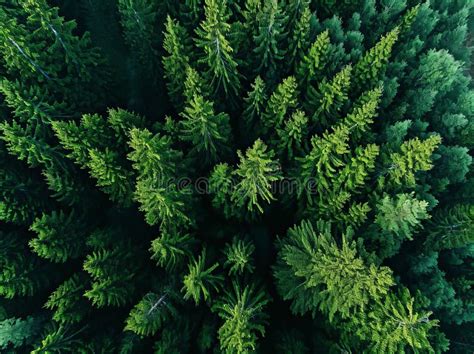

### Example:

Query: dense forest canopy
xmin=0 ymin=0 xmax=472 ymax=352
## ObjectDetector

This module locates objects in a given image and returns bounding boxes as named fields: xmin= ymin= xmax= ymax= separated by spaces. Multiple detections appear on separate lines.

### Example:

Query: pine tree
xmin=305 ymin=65 xmax=352 ymax=127
xmin=162 ymin=16 xmax=192 ymax=108
xmin=182 ymin=249 xmax=223 ymax=305
xmin=242 ymin=76 xmax=267 ymax=136
xmin=352 ymin=26 xmax=399 ymax=93
xmin=424 ymin=204 xmax=474 ymax=251
xmin=29 ymin=210 xmax=88 ymax=263
xmin=212 ymin=281 xmax=269 ymax=354
xmin=45 ymin=273 xmax=90 ymax=324
xmin=195 ymin=0 xmax=241 ymax=97
xmin=83 ymin=244 xmax=140 ymax=308
xmin=375 ymin=193 xmax=429 ymax=239
xmin=179 ymin=94 xmax=232 ymax=164
xmin=128 ymin=128 xmax=195 ymax=228
xmin=125 ymin=291 xmax=178 ymax=336
xmin=296 ymin=29 xmax=331 ymax=87
xmin=352 ymin=288 xmax=440 ymax=353
xmin=150 ymin=229 xmax=195 ymax=271
xmin=275 ymin=110 xmax=309 ymax=160
xmin=253 ymin=0 xmax=288 ymax=83
xmin=118 ymin=0 xmax=159 ymax=73
xmin=383 ymin=135 xmax=442 ymax=187
xmin=0 ymin=316 xmax=43 ymax=351
xmin=231 ymin=139 xmax=282 ymax=214
xmin=261 ymin=76 xmax=298 ymax=135
xmin=287 ymin=5 xmax=311 ymax=70
xmin=274 ymin=220 xmax=394 ymax=320
xmin=223 ymin=237 xmax=256 ymax=275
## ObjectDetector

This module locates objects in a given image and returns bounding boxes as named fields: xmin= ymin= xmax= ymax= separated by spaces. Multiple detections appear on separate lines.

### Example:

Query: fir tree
xmin=29 ymin=210 xmax=88 ymax=263
xmin=253 ymin=0 xmax=288 ymax=83
xmin=162 ymin=16 xmax=192 ymax=108
xmin=231 ymin=139 xmax=282 ymax=214
xmin=352 ymin=26 xmax=399 ymax=93
xmin=195 ymin=0 xmax=241 ymax=97
xmin=212 ymin=281 xmax=269 ymax=354
xmin=125 ymin=291 xmax=178 ymax=336
xmin=182 ymin=249 xmax=223 ymax=305
xmin=179 ymin=94 xmax=232 ymax=164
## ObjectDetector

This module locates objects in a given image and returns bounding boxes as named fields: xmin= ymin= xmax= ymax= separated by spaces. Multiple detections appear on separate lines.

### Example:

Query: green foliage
xmin=0 ymin=0 xmax=471 ymax=351
xmin=375 ymin=193 xmax=429 ymax=239
xmin=353 ymin=288 xmax=440 ymax=353
xmin=179 ymin=94 xmax=232 ymax=163
xmin=83 ymin=245 xmax=139 ymax=308
xmin=118 ymin=0 xmax=159 ymax=73
xmin=424 ymin=205 xmax=474 ymax=251
xmin=261 ymin=76 xmax=298 ymax=135
xmin=195 ymin=0 xmax=241 ymax=97
xmin=306 ymin=64 xmax=352 ymax=126
xmin=125 ymin=292 xmax=178 ymax=336
xmin=231 ymin=139 xmax=282 ymax=214
xmin=353 ymin=26 xmax=399 ymax=92
xmin=212 ymin=282 xmax=269 ymax=354
xmin=253 ymin=0 xmax=288 ymax=82
xmin=274 ymin=220 xmax=394 ymax=320
xmin=150 ymin=229 xmax=195 ymax=271
xmin=45 ymin=273 xmax=90 ymax=324
xmin=0 ymin=316 xmax=43 ymax=350
xmin=296 ymin=29 xmax=331 ymax=87
xmin=223 ymin=237 xmax=255 ymax=275
xmin=29 ymin=210 xmax=87 ymax=263
xmin=383 ymin=135 xmax=442 ymax=187
xmin=182 ymin=249 xmax=223 ymax=304
xmin=128 ymin=128 xmax=194 ymax=228
xmin=163 ymin=16 xmax=192 ymax=108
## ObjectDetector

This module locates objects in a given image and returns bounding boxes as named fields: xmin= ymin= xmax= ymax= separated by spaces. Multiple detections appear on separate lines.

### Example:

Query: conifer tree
xmin=305 ymin=65 xmax=352 ymax=127
xmin=253 ymin=0 xmax=288 ymax=83
xmin=195 ymin=0 xmax=241 ymax=97
xmin=223 ymin=237 xmax=256 ymax=276
xmin=352 ymin=26 xmax=399 ymax=93
xmin=231 ymin=139 xmax=282 ymax=214
xmin=182 ymin=249 xmax=223 ymax=305
xmin=382 ymin=135 xmax=442 ymax=187
xmin=45 ymin=273 xmax=90 ymax=324
xmin=296 ymin=29 xmax=331 ymax=88
xmin=162 ymin=16 xmax=192 ymax=108
xmin=118 ymin=0 xmax=159 ymax=74
xmin=274 ymin=220 xmax=394 ymax=319
xmin=29 ymin=210 xmax=88 ymax=263
xmin=179 ymin=94 xmax=232 ymax=164
xmin=261 ymin=76 xmax=298 ymax=135
xmin=125 ymin=291 xmax=179 ymax=336
xmin=212 ymin=281 xmax=269 ymax=354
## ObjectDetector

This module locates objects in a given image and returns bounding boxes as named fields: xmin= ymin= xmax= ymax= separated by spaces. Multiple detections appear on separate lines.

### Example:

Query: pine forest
xmin=0 ymin=0 xmax=472 ymax=353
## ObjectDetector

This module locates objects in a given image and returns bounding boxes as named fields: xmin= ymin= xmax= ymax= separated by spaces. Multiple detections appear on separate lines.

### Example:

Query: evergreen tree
xmin=212 ymin=281 xmax=269 ymax=354
xmin=179 ymin=94 xmax=232 ymax=164
xmin=125 ymin=291 xmax=179 ymax=336
xmin=45 ymin=273 xmax=90 ymax=324
xmin=162 ymin=16 xmax=192 ymax=108
xmin=182 ymin=249 xmax=223 ymax=305
xmin=253 ymin=0 xmax=288 ymax=84
xmin=231 ymin=139 xmax=282 ymax=214
xmin=29 ymin=210 xmax=88 ymax=263
xmin=195 ymin=0 xmax=241 ymax=98
xmin=352 ymin=26 xmax=399 ymax=93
